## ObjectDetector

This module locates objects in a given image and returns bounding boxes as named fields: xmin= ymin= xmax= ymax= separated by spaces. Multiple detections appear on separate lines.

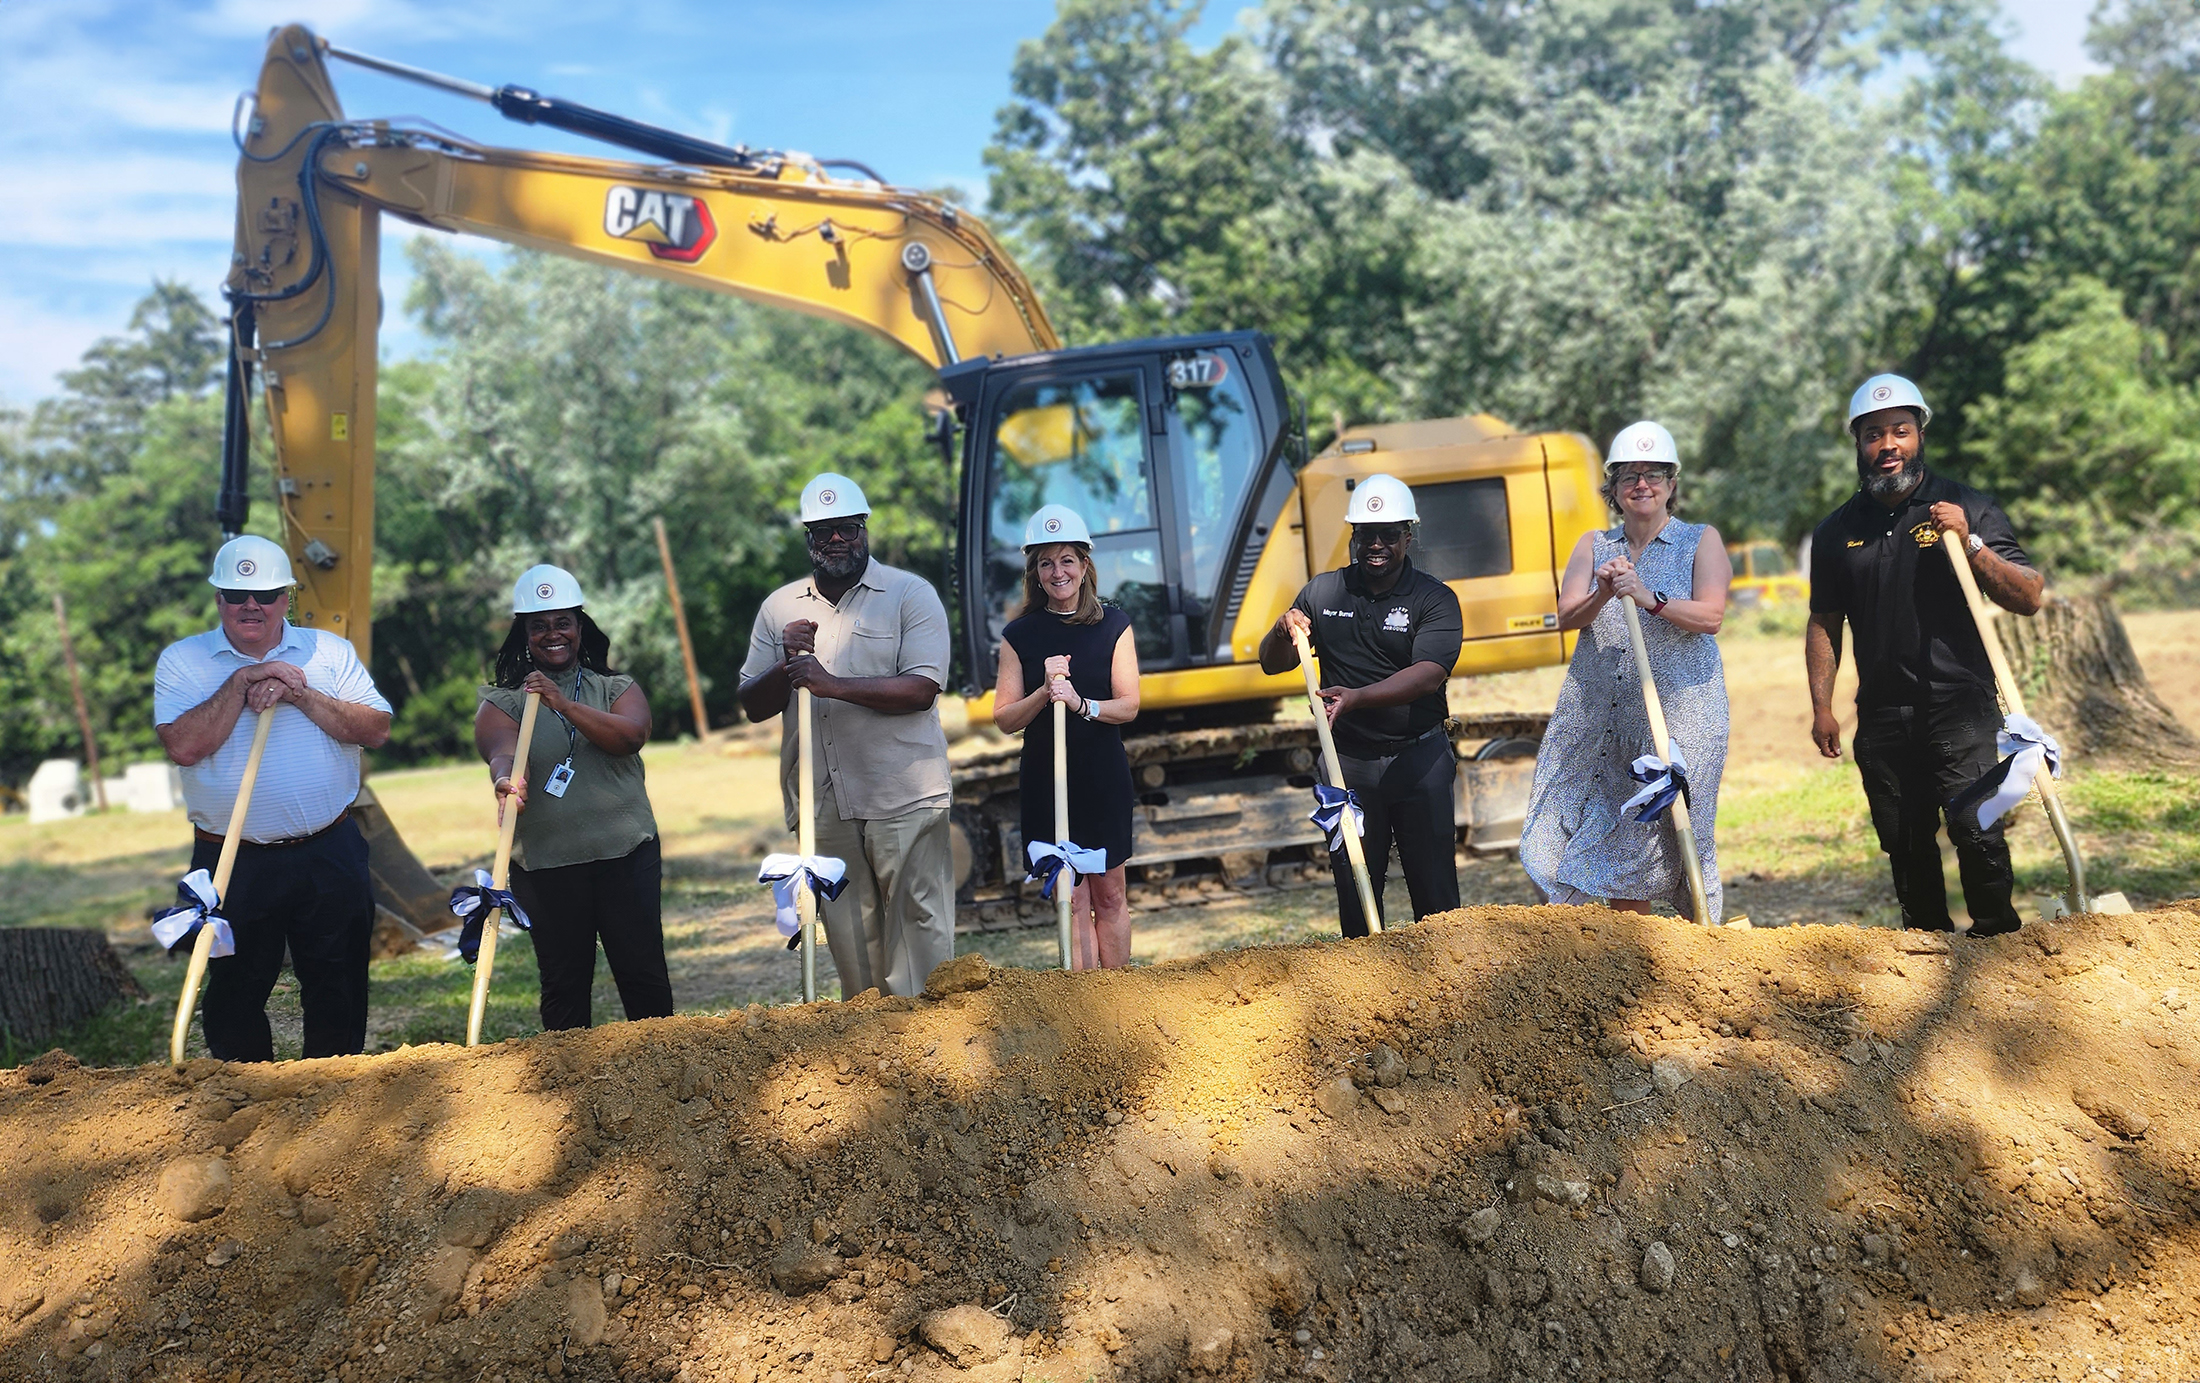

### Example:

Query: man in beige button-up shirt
xmin=739 ymin=473 xmax=955 ymax=997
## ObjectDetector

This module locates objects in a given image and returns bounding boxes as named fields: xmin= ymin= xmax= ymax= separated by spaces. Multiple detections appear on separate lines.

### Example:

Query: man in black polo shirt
xmin=1806 ymin=374 xmax=2044 ymax=934
xmin=1261 ymin=474 xmax=1465 ymax=937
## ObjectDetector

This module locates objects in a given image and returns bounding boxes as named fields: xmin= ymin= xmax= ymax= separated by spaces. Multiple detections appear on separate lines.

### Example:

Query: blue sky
xmin=0 ymin=0 xmax=2103 ymax=405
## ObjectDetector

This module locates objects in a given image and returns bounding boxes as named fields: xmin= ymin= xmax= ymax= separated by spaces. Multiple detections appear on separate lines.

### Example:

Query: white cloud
xmin=0 ymin=294 xmax=114 ymax=409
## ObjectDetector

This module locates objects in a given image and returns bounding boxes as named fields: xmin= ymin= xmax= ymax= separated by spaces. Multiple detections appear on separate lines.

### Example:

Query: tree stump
xmin=1995 ymin=594 xmax=2200 ymax=766
xmin=0 ymin=929 xmax=148 ymax=1054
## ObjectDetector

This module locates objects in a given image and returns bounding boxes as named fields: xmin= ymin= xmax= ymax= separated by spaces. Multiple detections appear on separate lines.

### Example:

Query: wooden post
xmin=1290 ymin=626 xmax=1383 ymax=934
xmin=468 ymin=692 xmax=540 ymax=1048
xmin=1618 ymin=597 xmax=1712 ymax=925
xmin=654 ymin=516 xmax=711 ymax=738
xmin=797 ymin=687 xmax=819 ymax=1004
xmin=171 ymin=710 xmax=273 ymax=1066
xmin=52 ymin=592 xmax=106 ymax=812
xmin=1940 ymin=532 xmax=2088 ymax=911
xmin=1053 ymin=696 xmax=1074 ymax=970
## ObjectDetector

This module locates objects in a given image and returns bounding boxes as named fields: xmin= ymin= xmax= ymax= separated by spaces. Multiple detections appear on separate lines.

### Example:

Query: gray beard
xmin=813 ymin=546 xmax=868 ymax=581
xmin=1862 ymin=455 xmax=1923 ymax=500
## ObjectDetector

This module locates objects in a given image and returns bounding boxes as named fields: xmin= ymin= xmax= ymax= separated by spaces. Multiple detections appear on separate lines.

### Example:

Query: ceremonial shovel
xmin=1053 ymin=695 xmax=1074 ymax=969
xmin=797 ymin=686 xmax=820 ymax=1004
xmin=1291 ymin=625 xmax=1382 ymax=935
xmin=168 ymin=709 xmax=273 ymax=1066
xmin=1937 ymin=533 xmax=2122 ymax=918
xmin=1618 ymin=595 xmax=1713 ymax=926
xmin=468 ymin=691 xmax=540 ymax=1046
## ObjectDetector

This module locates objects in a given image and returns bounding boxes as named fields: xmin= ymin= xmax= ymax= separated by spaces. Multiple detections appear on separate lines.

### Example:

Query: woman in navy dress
xmin=992 ymin=504 xmax=1142 ymax=968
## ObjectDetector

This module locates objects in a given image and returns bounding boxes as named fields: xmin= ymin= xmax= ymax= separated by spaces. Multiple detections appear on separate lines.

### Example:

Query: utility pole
xmin=53 ymin=591 xmax=106 ymax=811
xmin=653 ymin=517 xmax=712 ymax=739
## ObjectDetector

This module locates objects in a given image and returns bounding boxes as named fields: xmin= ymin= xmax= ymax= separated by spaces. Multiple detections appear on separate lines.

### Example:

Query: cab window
xmin=982 ymin=374 xmax=1170 ymax=662
xmin=1168 ymin=356 xmax=1262 ymax=631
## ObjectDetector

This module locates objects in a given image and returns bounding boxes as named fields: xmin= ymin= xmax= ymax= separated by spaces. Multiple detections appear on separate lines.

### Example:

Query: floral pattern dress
xmin=1520 ymin=519 xmax=1726 ymax=921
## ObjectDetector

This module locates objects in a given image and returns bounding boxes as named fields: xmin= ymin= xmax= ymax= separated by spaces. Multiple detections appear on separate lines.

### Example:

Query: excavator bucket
xmin=353 ymin=785 xmax=454 ymax=943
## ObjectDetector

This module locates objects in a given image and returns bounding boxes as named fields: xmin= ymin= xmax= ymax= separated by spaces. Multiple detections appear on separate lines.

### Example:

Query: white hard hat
xmin=1021 ymin=504 xmax=1093 ymax=549
xmin=1344 ymin=473 xmax=1418 ymax=524
xmin=1847 ymin=374 xmax=1932 ymax=431
xmin=799 ymin=473 xmax=870 ymax=523
xmin=208 ymin=535 xmax=294 ymax=591
xmin=512 ymin=564 xmax=586 ymax=615
xmin=1605 ymin=421 xmax=1681 ymax=473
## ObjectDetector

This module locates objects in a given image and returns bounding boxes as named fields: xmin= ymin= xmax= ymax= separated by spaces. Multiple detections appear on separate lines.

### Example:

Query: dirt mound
xmin=7 ymin=903 xmax=2200 ymax=1382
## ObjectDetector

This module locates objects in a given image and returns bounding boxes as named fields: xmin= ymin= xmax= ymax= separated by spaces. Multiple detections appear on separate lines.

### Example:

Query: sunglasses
xmin=806 ymin=519 xmax=866 ymax=542
xmin=1354 ymin=525 xmax=1410 ymax=544
xmin=217 ymin=588 xmax=287 ymax=607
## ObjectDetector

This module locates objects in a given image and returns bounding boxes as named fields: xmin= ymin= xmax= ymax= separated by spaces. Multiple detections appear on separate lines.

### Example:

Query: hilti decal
xmin=604 ymin=186 xmax=717 ymax=262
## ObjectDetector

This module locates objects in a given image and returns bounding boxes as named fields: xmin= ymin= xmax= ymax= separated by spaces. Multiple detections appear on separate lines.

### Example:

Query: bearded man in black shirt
xmin=1260 ymin=474 xmax=1465 ymax=937
xmin=1805 ymin=375 xmax=2044 ymax=934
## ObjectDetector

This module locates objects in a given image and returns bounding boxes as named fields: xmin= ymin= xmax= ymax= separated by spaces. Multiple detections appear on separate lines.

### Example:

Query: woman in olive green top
xmin=474 ymin=564 xmax=672 ymax=1030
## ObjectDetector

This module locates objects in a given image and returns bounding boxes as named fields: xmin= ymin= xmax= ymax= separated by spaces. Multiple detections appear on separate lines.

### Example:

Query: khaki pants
xmin=814 ymin=806 xmax=955 ymax=998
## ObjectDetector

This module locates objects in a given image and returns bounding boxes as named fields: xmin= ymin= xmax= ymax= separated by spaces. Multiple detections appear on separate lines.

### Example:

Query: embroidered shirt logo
xmin=1320 ymin=608 xmax=1354 ymax=619
xmin=1910 ymin=522 xmax=1940 ymax=549
xmin=1383 ymin=607 xmax=1411 ymax=632
xmin=1846 ymin=539 xmax=1865 ymax=548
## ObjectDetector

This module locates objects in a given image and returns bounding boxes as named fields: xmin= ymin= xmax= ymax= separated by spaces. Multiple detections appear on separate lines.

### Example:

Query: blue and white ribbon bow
xmin=1308 ymin=783 xmax=1366 ymax=851
xmin=448 ymin=869 xmax=531 ymax=965
xmin=1950 ymin=713 xmax=2063 ymax=829
xmin=1622 ymin=744 xmax=1691 ymax=823
xmin=758 ymin=853 xmax=849 ymax=938
xmin=150 ymin=869 xmax=235 ymax=959
xmin=1025 ymin=839 xmax=1109 ymax=900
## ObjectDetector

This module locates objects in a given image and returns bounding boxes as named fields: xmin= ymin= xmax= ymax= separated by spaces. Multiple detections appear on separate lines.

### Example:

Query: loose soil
xmin=10 ymin=900 xmax=2200 ymax=1382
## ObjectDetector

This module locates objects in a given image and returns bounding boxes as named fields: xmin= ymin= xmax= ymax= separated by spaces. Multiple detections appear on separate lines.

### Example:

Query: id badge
xmin=543 ymin=761 xmax=576 ymax=799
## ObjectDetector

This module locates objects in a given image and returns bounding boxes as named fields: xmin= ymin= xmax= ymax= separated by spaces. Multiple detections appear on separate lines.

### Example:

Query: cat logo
xmin=603 ymin=186 xmax=717 ymax=263
xmin=1910 ymin=522 xmax=1940 ymax=549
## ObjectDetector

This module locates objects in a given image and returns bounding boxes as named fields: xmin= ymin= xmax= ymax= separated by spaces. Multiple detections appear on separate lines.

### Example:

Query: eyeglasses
xmin=1615 ymin=468 xmax=1674 ymax=488
xmin=217 ymin=589 xmax=287 ymax=607
xmin=805 ymin=519 xmax=866 ymax=542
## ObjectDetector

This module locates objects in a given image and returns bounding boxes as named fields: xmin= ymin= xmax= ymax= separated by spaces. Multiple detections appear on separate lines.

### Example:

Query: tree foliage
xmin=4 ymin=0 xmax=2198 ymax=784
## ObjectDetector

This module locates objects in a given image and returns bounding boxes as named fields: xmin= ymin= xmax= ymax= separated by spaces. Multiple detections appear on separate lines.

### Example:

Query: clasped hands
xmin=780 ymin=620 xmax=848 ymax=699
xmin=1042 ymin=655 xmax=1083 ymax=711
xmin=232 ymin=660 xmax=312 ymax=713
xmin=1594 ymin=556 xmax=1650 ymax=604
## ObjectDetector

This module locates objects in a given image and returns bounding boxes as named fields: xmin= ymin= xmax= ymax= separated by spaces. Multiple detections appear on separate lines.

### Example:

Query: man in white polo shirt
xmin=154 ymin=536 xmax=393 ymax=1061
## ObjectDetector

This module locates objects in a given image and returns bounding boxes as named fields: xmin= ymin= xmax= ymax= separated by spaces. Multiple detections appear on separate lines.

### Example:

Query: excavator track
xmin=947 ymin=710 xmax=1548 ymax=928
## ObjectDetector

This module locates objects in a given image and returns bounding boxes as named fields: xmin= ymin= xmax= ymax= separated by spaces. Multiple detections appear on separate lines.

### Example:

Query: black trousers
xmin=1327 ymin=732 xmax=1460 ymax=939
xmin=192 ymin=817 xmax=373 ymax=1062
xmin=510 ymin=837 xmax=673 ymax=1030
xmin=1851 ymin=693 xmax=2021 ymax=934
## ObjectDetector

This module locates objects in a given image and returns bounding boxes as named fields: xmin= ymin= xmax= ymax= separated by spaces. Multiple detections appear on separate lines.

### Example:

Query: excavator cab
xmin=943 ymin=330 xmax=1297 ymax=693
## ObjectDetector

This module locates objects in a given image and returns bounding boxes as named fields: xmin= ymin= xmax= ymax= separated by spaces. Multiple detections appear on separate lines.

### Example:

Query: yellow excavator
xmin=220 ymin=26 xmax=1605 ymax=922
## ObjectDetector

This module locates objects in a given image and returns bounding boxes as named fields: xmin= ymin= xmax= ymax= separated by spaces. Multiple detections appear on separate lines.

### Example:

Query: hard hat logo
xmin=1637 ymin=436 xmax=1656 ymax=452
xmin=1045 ymin=517 xmax=1062 ymax=534
xmin=537 ymin=583 xmax=555 ymax=600
xmin=1365 ymin=496 xmax=1384 ymax=512
xmin=236 ymin=559 xmax=257 ymax=577
xmin=603 ymin=186 xmax=718 ymax=263
xmin=1872 ymin=385 xmax=1893 ymax=403
xmin=818 ymin=490 xmax=837 ymax=507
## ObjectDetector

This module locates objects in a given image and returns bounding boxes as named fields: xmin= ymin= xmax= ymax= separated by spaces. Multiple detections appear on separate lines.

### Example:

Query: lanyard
xmin=546 ymin=667 xmax=585 ymax=764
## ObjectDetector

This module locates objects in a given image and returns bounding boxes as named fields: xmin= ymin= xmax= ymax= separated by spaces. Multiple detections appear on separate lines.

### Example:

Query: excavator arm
xmin=223 ymin=23 xmax=1056 ymax=654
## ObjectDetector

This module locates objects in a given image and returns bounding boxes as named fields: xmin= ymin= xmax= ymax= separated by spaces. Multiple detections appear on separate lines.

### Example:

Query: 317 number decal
xmin=1166 ymin=354 xmax=1229 ymax=388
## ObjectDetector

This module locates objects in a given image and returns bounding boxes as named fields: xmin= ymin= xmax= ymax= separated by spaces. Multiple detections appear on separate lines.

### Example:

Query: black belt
xmin=1337 ymin=724 xmax=1449 ymax=760
xmin=194 ymin=810 xmax=349 ymax=849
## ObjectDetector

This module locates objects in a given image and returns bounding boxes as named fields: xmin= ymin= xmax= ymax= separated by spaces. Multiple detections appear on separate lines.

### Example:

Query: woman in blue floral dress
xmin=1521 ymin=421 xmax=1731 ymax=921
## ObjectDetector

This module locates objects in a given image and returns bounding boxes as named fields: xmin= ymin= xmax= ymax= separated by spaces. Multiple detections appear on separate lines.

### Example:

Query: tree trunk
xmin=1995 ymin=594 xmax=2200 ymax=766
xmin=0 ymin=929 xmax=148 ymax=1054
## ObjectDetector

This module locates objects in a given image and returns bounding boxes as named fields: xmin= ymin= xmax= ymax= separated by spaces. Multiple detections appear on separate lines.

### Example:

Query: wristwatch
xmin=1966 ymin=533 xmax=1986 ymax=555
xmin=1078 ymin=696 xmax=1103 ymax=723
xmin=1650 ymin=591 xmax=1669 ymax=615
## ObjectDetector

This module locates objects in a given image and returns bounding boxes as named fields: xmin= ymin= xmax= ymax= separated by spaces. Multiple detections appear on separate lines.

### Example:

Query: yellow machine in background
xmin=1727 ymin=540 xmax=1810 ymax=608
xmin=220 ymin=26 xmax=1605 ymax=914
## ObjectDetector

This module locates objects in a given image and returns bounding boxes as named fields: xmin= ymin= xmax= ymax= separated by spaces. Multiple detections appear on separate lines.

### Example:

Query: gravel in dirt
xmin=6 ymin=900 xmax=2200 ymax=1382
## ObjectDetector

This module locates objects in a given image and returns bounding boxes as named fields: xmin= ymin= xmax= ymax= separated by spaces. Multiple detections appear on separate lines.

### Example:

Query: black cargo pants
xmin=1850 ymin=692 xmax=2021 ymax=935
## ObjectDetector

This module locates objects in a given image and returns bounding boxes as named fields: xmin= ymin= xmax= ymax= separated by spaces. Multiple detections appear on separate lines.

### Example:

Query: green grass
xmin=2012 ymin=768 xmax=2200 ymax=906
